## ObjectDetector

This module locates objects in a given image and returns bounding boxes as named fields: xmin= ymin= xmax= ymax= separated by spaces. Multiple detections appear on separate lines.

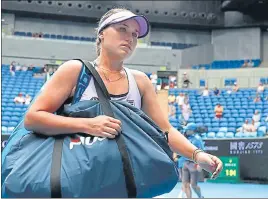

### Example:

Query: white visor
xmin=97 ymin=11 xmax=149 ymax=38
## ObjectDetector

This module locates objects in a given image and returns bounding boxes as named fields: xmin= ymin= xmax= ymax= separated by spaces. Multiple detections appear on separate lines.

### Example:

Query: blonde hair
xmin=95 ymin=7 xmax=131 ymax=56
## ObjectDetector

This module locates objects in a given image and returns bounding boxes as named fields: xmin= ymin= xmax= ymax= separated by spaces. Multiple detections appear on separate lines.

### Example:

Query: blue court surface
xmin=156 ymin=182 xmax=268 ymax=198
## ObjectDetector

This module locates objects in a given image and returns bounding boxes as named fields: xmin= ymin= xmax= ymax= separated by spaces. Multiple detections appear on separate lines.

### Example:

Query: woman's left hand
xmin=195 ymin=152 xmax=223 ymax=179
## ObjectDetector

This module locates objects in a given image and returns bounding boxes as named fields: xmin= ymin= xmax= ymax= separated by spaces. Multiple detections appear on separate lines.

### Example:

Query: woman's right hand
xmin=83 ymin=115 xmax=122 ymax=139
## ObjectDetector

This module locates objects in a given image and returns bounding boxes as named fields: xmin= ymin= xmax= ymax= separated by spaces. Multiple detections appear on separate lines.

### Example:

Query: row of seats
xmin=170 ymin=119 xmax=267 ymax=139
xmin=192 ymin=59 xmax=261 ymax=70
xmin=150 ymin=41 xmax=198 ymax=49
xmin=14 ymin=31 xmax=95 ymax=42
xmin=13 ymin=31 xmax=199 ymax=50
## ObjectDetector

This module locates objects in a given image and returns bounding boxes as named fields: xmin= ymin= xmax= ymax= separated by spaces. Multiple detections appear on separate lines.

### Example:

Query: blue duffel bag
xmin=2 ymin=60 xmax=178 ymax=198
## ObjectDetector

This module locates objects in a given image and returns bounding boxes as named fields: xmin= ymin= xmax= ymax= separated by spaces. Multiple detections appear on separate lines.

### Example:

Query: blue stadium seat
xmin=228 ymin=122 xmax=236 ymax=127
xmin=216 ymin=132 xmax=225 ymax=138
xmin=225 ymin=132 xmax=234 ymax=138
xmin=258 ymin=126 xmax=266 ymax=137
xmin=220 ymin=122 xmax=228 ymax=127
xmin=2 ymin=116 xmax=10 ymax=122
xmin=2 ymin=121 xmax=9 ymax=127
xmin=219 ymin=127 xmax=228 ymax=133
xmin=56 ymin=35 xmax=63 ymax=39
xmin=207 ymin=132 xmax=216 ymax=138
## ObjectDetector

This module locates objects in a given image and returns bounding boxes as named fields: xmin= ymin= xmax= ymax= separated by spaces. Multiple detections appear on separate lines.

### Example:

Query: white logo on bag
xmin=69 ymin=136 xmax=106 ymax=149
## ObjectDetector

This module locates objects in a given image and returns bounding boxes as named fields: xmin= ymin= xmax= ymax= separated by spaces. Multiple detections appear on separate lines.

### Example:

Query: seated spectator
xmin=21 ymin=64 xmax=28 ymax=71
xmin=9 ymin=61 xmax=16 ymax=76
xmin=226 ymin=86 xmax=232 ymax=94
xmin=252 ymin=110 xmax=261 ymax=123
xmin=253 ymin=94 xmax=261 ymax=103
xmin=24 ymin=94 xmax=32 ymax=105
xmin=248 ymin=59 xmax=254 ymax=67
xmin=15 ymin=63 xmax=22 ymax=71
xmin=168 ymin=94 xmax=176 ymax=104
xmin=214 ymin=103 xmax=223 ymax=119
xmin=213 ymin=87 xmax=220 ymax=96
xmin=184 ymin=93 xmax=190 ymax=104
xmin=14 ymin=93 xmax=25 ymax=104
xmin=181 ymin=100 xmax=192 ymax=123
xmin=257 ymin=82 xmax=265 ymax=93
xmin=168 ymin=94 xmax=176 ymax=117
xmin=232 ymin=82 xmax=239 ymax=92
xmin=38 ymin=32 xmax=43 ymax=38
xmin=250 ymin=120 xmax=257 ymax=132
xmin=242 ymin=60 xmax=249 ymax=68
xmin=202 ymin=86 xmax=209 ymax=97
xmin=28 ymin=64 xmax=34 ymax=71
xmin=241 ymin=119 xmax=255 ymax=133
xmin=176 ymin=93 xmax=185 ymax=106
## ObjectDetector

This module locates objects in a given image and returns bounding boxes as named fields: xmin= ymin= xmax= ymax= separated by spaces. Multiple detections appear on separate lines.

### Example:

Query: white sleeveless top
xmin=80 ymin=67 xmax=142 ymax=109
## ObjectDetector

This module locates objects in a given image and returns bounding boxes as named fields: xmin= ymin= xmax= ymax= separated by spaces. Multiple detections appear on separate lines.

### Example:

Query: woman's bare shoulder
xmin=57 ymin=60 xmax=83 ymax=74
xmin=128 ymin=69 xmax=150 ymax=81
xmin=128 ymin=69 xmax=152 ymax=96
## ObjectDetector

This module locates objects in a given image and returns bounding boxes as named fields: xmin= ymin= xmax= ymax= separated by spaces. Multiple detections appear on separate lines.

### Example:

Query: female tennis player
xmin=25 ymin=8 xmax=222 ymax=179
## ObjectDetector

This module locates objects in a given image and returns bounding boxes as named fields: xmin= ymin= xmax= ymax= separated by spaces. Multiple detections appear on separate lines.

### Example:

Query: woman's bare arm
xmin=25 ymin=60 xmax=122 ymax=138
xmin=24 ymin=60 xmax=87 ymax=135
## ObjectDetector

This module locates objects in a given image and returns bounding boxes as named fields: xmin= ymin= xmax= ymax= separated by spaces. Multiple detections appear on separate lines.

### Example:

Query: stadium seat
xmin=216 ymin=132 xmax=225 ymax=138
xmin=258 ymin=126 xmax=266 ymax=137
xmin=207 ymin=132 xmax=216 ymax=138
xmin=219 ymin=127 xmax=228 ymax=133
xmin=225 ymin=132 xmax=234 ymax=138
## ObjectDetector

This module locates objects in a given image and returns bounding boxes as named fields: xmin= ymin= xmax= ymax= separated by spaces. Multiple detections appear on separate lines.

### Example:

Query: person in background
xmin=241 ymin=119 xmax=256 ymax=133
xmin=28 ymin=64 xmax=34 ymax=71
xmin=168 ymin=93 xmax=176 ymax=118
xmin=250 ymin=120 xmax=257 ymax=132
xmin=226 ymin=86 xmax=232 ymax=94
xmin=252 ymin=110 xmax=261 ymax=123
xmin=9 ymin=61 xmax=16 ymax=76
xmin=232 ymin=82 xmax=239 ymax=92
xmin=22 ymin=64 xmax=28 ymax=71
xmin=15 ymin=62 xmax=22 ymax=71
xmin=253 ymin=94 xmax=261 ymax=103
xmin=213 ymin=87 xmax=220 ymax=96
xmin=214 ymin=103 xmax=223 ymax=119
xmin=176 ymin=93 xmax=185 ymax=107
xmin=150 ymin=72 xmax=158 ymax=93
xmin=24 ymin=94 xmax=32 ymax=105
xmin=248 ymin=60 xmax=254 ymax=67
xmin=202 ymin=86 xmax=209 ymax=97
xmin=180 ymin=123 xmax=205 ymax=198
xmin=181 ymin=99 xmax=192 ymax=123
xmin=242 ymin=60 xmax=248 ymax=68
xmin=257 ymin=82 xmax=265 ymax=93
xmin=14 ymin=93 xmax=25 ymax=104
xmin=182 ymin=72 xmax=192 ymax=88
